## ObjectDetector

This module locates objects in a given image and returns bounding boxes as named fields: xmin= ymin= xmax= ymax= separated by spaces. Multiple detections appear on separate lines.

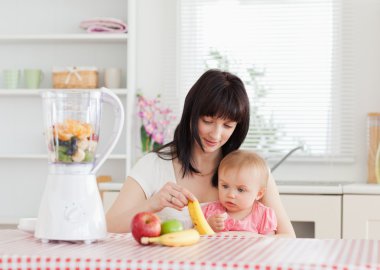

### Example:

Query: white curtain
xmin=165 ymin=0 xmax=355 ymax=161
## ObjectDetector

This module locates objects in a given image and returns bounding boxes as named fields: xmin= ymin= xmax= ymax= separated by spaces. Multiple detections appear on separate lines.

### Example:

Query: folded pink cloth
xmin=80 ymin=17 xmax=128 ymax=33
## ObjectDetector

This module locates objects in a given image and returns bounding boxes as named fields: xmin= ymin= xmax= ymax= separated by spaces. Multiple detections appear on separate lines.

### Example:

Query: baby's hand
xmin=207 ymin=212 xmax=228 ymax=232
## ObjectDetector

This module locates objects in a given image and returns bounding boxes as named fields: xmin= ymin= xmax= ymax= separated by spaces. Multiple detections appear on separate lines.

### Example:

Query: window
xmin=173 ymin=0 xmax=355 ymax=161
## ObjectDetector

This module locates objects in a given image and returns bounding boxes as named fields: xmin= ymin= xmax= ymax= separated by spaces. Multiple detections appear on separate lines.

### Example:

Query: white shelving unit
xmin=0 ymin=0 xmax=136 ymax=224
xmin=0 ymin=34 xmax=128 ymax=42
xmin=0 ymin=154 xmax=128 ymax=160
xmin=0 ymin=88 xmax=128 ymax=96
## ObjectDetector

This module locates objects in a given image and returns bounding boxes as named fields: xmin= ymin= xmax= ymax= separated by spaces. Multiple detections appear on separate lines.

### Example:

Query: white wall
xmin=0 ymin=0 xmax=378 ymax=225
xmin=0 ymin=0 xmax=380 ymax=224
xmin=351 ymin=0 xmax=380 ymax=182
xmin=136 ymin=0 xmax=177 ymax=99
xmin=274 ymin=0 xmax=380 ymax=182
xmin=133 ymin=0 xmax=178 ymax=160
xmin=135 ymin=0 xmax=380 ymax=183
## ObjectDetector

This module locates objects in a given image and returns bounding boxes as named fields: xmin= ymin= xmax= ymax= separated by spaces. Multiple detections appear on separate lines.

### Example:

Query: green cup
xmin=24 ymin=69 xmax=44 ymax=89
xmin=3 ymin=69 xmax=20 ymax=89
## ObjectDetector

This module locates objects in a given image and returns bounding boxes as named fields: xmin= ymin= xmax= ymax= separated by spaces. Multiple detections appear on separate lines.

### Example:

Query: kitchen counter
xmin=99 ymin=182 xmax=123 ymax=191
xmin=276 ymin=181 xmax=348 ymax=195
xmin=99 ymin=181 xmax=380 ymax=195
xmin=343 ymin=183 xmax=380 ymax=194
xmin=0 ymin=229 xmax=379 ymax=270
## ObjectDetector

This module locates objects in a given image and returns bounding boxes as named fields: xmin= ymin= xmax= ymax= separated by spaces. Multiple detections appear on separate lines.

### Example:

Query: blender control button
xmin=64 ymin=204 xmax=86 ymax=223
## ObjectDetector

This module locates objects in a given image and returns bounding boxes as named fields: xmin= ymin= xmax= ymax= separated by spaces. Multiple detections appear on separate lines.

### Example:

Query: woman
xmin=106 ymin=69 xmax=295 ymax=237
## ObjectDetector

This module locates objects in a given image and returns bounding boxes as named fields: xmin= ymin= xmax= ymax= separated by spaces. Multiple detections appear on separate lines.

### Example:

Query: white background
xmin=0 ymin=0 xmax=380 ymax=222
xmin=136 ymin=0 xmax=380 ymax=183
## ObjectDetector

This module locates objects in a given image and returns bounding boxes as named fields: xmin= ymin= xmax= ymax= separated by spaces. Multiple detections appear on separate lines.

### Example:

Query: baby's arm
xmin=257 ymin=204 xmax=278 ymax=236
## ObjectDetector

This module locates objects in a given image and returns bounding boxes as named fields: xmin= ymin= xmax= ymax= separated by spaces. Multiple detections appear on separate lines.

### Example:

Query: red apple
xmin=131 ymin=212 xmax=161 ymax=244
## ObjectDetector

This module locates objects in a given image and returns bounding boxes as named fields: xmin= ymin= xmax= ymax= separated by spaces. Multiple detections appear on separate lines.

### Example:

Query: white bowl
xmin=17 ymin=218 xmax=37 ymax=233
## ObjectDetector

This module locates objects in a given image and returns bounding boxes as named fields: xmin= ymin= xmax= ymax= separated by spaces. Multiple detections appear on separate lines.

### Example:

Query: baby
xmin=202 ymin=150 xmax=277 ymax=235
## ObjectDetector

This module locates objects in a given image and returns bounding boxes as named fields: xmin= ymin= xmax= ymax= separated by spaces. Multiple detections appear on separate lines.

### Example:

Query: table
xmin=0 ymin=230 xmax=379 ymax=270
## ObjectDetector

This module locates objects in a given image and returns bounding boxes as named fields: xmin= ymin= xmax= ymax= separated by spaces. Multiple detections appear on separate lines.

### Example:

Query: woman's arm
xmin=106 ymin=176 xmax=196 ymax=233
xmin=261 ymin=174 xmax=296 ymax=238
xmin=106 ymin=177 xmax=153 ymax=233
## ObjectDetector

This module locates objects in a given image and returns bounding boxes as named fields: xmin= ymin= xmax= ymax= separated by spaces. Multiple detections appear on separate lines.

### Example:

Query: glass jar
xmin=368 ymin=113 xmax=380 ymax=183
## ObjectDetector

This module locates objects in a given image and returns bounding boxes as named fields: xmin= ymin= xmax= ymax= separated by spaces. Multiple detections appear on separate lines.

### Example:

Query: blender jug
xmin=35 ymin=88 xmax=124 ymax=243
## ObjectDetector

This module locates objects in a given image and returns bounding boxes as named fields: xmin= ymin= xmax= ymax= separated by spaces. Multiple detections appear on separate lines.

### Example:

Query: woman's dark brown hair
xmin=155 ymin=69 xmax=250 ymax=187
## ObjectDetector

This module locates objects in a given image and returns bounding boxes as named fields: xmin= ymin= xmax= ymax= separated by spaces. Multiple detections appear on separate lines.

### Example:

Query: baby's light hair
xmin=219 ymin=150 xmax=269 ymax=188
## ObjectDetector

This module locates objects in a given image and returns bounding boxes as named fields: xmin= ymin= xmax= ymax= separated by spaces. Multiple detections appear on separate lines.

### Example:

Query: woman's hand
xmin=149 ymin=182 xmax=196 ymax=212
xmin=207 ymin=213 xmax=227 ymax=232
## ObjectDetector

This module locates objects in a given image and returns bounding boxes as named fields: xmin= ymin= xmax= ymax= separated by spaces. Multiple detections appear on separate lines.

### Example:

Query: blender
xmin=35 ymin=88 xmax=124 ymax=243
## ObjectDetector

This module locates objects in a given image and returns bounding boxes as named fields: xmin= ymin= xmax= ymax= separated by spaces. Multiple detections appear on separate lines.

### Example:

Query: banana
xmin=140 ymin=229 xmax=200 ymax=247
xmin=188 ymin=200 xmax=215 ymax=235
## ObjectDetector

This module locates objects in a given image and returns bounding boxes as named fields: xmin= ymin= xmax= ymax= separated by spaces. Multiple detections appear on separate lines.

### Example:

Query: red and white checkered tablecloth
xmin=0 ymin=229 xmax=379 ymax=270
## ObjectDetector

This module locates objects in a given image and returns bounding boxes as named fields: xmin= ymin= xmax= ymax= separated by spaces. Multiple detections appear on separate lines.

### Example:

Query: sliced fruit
xmin=64 ymin=119 xmax=81 ymax=134
xmin=84 ymin=151 xmax=94 ymax=162
xmin=81 ymin=123 xmax=93 ymax=138
xmin=77 ymin=138 xmax=89 ymax=150
xmin=57 ymin=130 xmax=73 ymax=141
xmin=72 ymin=148 xmax=85 ymax=162
xmin=58 ymin=151 xmax=72 ymax=163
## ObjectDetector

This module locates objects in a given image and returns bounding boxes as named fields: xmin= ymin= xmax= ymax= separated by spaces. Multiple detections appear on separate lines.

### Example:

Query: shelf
xmin=0 ymin=89 xmax=128 ymax=96
xmin=108 ymin=154 xmax=128 ymax=160
xmin=109 ymin=89 xmax=129 ymax=95
xmin=0 ymin=217 xmax=18 ymax=225
xmin=0 ymin=34 xmax=128 ymax=43
xmin=0 ymin=154 xmax=46 ymax=159
xmin=98 ymin=182 xmax=123 ymax=191
xmin=0 ymin=154 xmax=127 ymax=160
xmin=0 ymin=0 xmax=135 ymax=223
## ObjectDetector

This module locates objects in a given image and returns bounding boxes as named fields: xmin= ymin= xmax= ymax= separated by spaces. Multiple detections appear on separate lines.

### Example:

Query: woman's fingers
xmin=157 ymin=191 xmax=182 ymax=211
xmin=166 ymin=182 xmax=196 ymax=207
xmin=168 ymin=196 xmax=185 ymax=210
xmin=170 ymin=183 xmax=196 ymax=200
xmin=152 ymin=181 xmax=198 ymax=212
xmin=170 ymin=191 xmax=188 ymax=207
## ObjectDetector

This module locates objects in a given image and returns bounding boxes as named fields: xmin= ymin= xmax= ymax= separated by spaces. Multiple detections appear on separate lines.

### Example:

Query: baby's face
xmin=218 ymin=166 xmax=264 ymax=214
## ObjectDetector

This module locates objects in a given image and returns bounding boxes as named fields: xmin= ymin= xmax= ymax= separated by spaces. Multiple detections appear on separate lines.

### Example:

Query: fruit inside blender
xmin=48 ymin=119 xmax=98 ymax=163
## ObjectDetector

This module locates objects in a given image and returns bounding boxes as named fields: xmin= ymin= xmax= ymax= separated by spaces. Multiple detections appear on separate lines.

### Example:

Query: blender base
xmin=35 ymin=174 xmax=107 ymax=243
xmin=40 ymin=238 xmax=97 ymax=244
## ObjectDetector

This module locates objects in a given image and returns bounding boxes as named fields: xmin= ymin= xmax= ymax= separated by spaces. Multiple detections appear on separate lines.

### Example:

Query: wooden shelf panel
xmin=0 ymin=34 xmax=128 ymax=42
xmin=0 ymin=89 xmax=128 ymax=96
xmin=0 ymin=154 xmax=127 ymax=160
